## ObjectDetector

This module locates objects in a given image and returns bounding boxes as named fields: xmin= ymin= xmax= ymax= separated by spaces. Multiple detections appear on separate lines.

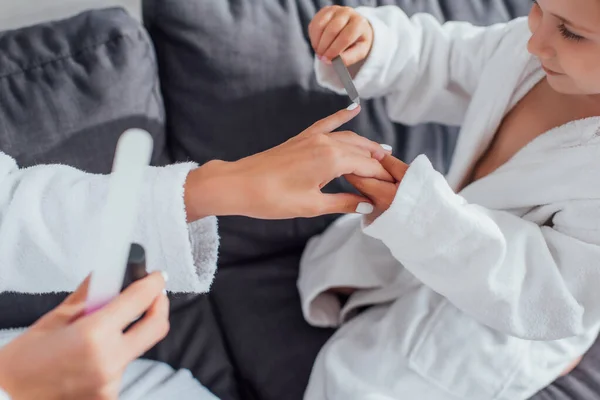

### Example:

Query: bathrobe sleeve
xmin=314 ymin=6 xmax=514 ymax=126
xmin=363 ymin=155 xmax=600 ymax=340
xmin=0 ymin=151 xmax=219 ymax=294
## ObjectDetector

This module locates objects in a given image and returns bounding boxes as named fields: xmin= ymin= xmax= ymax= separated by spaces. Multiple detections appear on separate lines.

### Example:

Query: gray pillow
xmin=0 ymin=7 xmax=169 ymax=172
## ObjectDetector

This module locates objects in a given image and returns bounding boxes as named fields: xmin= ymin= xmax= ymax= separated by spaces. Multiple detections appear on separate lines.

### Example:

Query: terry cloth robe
xmin=0 ymin=151 xmax=219 ymax=346
xmin=299 ymin=6 xmax=600 ymax=400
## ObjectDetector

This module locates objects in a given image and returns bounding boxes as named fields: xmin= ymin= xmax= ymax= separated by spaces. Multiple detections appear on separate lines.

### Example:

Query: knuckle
xmin=322 ymin=143 xmax=340 ymax=162
xmin=312 ymin=132 xmax=329 ymax=146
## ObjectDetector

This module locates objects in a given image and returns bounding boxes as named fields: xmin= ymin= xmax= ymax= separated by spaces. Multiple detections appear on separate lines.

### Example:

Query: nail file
xmin=84 ymin=129 xmax=153 ymax=314
xmin=332 ymin=56 xmax=360 ymax=106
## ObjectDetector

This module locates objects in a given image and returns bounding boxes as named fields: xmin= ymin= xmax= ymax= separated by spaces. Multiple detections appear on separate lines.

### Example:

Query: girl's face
xmin=528 ymin=0 xmax=600 ymax=96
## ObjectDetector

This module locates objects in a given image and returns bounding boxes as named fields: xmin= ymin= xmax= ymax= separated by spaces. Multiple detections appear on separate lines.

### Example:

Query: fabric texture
xmin=0 ymin=150 xmax=219 ymax=295
xmin=120 ymin=359 xmax=218 ymax=400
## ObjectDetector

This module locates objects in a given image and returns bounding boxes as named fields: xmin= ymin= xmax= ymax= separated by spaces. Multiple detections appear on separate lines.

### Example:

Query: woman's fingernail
xmin=322 ymin=57 xmax=331 ymax=64
xmin=346 ymin=102 xmax=359 ymax=111
xmin=161 ymin=271 xmax=169 ymax=283
xmin=380 ymin=144 xmax=393 ymax=152
xmin=356 ymin=202 xmax=374 ymax=215
xmin=162 ymin=288 xmax=168 ymax=296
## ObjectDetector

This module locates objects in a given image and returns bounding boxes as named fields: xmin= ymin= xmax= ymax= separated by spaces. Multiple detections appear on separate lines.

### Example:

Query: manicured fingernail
xmin=161 ymin=271 xmax=169 ymax=283
xmin=346 ymin=102 xmax=359 ymax=111
xmin=356 ymin=202 xmax=374 ymax=215
xmin=162 ymin=288 xmax=168 ymax=295
xmin=380 ymin=144 xmax=392 ymax=152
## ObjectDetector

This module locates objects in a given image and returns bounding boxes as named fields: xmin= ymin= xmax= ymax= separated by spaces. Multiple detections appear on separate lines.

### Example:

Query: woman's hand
xmin=345 ymin=154 xmax=409 ymax=225
xmin=309 ymin=5 xmax=374 ymax=66
xmin=0 ymin=273 xmax=169 ymax=400
xmin=185 ymin=106 xmax=394 ymax=220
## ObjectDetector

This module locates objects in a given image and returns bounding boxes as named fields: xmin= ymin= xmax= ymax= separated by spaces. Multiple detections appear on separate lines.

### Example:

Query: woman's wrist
xmin=184 ymin=160 xmax=248 ymax=221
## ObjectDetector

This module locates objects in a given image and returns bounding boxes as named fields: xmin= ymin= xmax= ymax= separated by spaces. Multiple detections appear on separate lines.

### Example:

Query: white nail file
xmin=84 ymin=129 xmax=153 ymax=314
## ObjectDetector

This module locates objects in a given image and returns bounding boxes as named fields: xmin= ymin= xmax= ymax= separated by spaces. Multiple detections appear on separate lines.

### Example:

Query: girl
xmin=299 ymin=1 xmax=600 ymax=399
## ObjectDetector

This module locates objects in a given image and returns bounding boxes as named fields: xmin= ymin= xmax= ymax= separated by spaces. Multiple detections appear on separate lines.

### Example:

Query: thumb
xmin=380 ymin=155 xmax=409 ymax=182
xmin=35 ymin=276 xmax=91 ymax=329
xmin=62 ymin=275 xmax=92 ymax=306
xmin=319 ymin=193 xmax=374 ymax=215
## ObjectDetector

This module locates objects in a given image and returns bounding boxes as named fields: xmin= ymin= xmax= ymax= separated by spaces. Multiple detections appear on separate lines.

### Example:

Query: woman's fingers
xmin=330 ymin=130 xmax=393 ymax=164
xmin=62 ymin=275 xmax=92 ymax=306
xmin=305 ymin=106 xmax=361 ymax=136
xmin=338 ymin=153 xmax=394 ymax=182
xmin=122 ymin=293 xmax=170 ymax=360
xmin=90 ymin=272 xmax=166 ymax=330
xmin=35 ymin=276 xmax=92 ymax=329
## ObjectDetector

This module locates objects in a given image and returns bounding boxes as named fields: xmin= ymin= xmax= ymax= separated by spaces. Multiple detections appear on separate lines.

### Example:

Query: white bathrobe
xmin=0 ymin=150 xmax=220 ymax=399
xmin=0 ymin=153 xmax=219 ymax=341
xmin=299 ymin=6 xmax=600 ymax=400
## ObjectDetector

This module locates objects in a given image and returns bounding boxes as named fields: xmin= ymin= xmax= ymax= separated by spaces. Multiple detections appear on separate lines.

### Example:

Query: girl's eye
xmin=558 ymin=24 xmax=584 ymax=42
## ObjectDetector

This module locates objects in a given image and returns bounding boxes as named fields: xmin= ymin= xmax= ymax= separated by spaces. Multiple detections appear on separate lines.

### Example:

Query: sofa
xmin=0 ymin=1 xmax=599 ymax=399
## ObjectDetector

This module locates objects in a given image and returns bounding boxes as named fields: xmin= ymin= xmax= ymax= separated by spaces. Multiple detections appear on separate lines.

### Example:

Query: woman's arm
xmin=0 ymin=107 xmax=391 ymax=294
xmin=0 ymin=151 xmax=212 ymax=294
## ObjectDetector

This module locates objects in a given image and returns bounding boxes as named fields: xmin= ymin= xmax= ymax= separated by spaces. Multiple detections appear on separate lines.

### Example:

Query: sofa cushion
xmin=0 ymin=7 xmax=169 ymax=172
xmin=0 ymin=7 xmax=170 ymax=328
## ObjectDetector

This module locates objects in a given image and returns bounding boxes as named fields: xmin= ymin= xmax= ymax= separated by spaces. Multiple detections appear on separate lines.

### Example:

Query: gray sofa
xmin=0 ymin=1 xmax=598 ymax=399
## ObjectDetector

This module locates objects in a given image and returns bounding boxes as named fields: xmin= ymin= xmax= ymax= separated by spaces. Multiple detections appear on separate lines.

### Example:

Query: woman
xmin=0 ymin=106 xmax=391 ymax=399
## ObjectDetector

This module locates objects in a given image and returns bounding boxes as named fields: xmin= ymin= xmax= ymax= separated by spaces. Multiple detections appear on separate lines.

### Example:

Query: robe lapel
xmin=445 ymin=48 xmax=542 ymax=191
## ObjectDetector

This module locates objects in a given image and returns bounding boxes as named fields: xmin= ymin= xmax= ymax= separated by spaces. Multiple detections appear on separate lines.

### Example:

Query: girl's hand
xmin=309 ymin=6 xmax=374 ymax=66
xmin=345 ymin=154 xmax=409 ymax=225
